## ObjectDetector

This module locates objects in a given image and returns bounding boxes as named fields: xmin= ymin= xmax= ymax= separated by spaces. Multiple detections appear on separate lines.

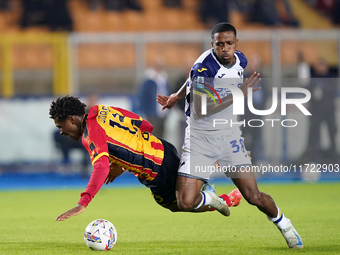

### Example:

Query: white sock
xmin=194 ymin=191 xmax=213 ymax=209
xmin=202 ymin=191 xmax=213 ymax=205
xmin=267 ymin=206 xmax=289 ymax=229
xmin=276 ymin=215 xmax=289 ymax=230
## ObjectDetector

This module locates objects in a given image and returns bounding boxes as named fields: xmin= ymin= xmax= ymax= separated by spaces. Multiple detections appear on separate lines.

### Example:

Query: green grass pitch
xmin=1 ymin=182 xmax=340 ymax=254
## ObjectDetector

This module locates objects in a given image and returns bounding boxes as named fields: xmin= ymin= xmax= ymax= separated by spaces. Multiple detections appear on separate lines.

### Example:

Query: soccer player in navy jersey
xmin=157 ymin=22 xmax=303 ymax=249
xmin=49 ymin=96 xmax=241 ymax=222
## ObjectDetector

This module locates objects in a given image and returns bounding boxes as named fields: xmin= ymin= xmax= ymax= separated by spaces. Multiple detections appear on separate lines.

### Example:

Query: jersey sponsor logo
xmin=198 ymin=68 xmax=207 ymax=73
xmin=218 ymin=74 xmax=225 ymax=78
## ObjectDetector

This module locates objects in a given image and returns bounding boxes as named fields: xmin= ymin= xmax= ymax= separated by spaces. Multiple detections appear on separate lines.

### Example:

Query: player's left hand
xmin=240 ymin=71 xmax=261 ymax=97
xmin=55 ymin=204 xmax=85 ymax=221
xmin=105 ymin=163 xmax=124 ymax=184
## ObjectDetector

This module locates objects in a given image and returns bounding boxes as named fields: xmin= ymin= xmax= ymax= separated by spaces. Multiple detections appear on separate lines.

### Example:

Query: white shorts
xmin=178 ymin=127 xmax=251 ymax=181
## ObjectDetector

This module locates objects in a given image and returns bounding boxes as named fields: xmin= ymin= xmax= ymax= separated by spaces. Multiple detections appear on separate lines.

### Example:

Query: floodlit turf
xmin=1 ymin=182 xmax=340 ymax=254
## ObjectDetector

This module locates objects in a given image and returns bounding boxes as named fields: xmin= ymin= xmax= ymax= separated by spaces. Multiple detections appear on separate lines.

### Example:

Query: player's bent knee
xmin=177 ymin=199 xmax=195 ymax=212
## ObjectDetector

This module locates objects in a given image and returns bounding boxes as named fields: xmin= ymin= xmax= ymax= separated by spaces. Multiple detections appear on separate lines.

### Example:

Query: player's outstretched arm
xmin=55 ymin=204 xmax=85 ymax=221
xmin=157 ymin=78 xmax=189 ymax=110
xmin=56 ymin=156 xmax=110 ymax=222
xmin=105 ymin=163 xmax=125 ymax=184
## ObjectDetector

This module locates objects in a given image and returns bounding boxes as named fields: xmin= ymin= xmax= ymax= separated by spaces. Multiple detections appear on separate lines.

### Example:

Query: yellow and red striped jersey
xmin=82 ymin=105 xmax=164 ymax=181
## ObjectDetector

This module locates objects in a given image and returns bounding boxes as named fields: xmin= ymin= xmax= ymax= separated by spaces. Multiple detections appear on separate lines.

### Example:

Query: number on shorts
xmin=230 ymin=139 xmax=245 ymax=153
xmin=230 ymin=140 xmax=239 ymax=153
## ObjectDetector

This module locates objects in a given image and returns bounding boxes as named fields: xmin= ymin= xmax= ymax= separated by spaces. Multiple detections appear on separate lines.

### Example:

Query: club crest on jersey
xmin=197 ymin=76 xmax=204 ymax=84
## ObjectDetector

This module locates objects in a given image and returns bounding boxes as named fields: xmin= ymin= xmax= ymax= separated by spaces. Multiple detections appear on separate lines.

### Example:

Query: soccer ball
xmin=84 ymin=219 xmax=117 ymax=250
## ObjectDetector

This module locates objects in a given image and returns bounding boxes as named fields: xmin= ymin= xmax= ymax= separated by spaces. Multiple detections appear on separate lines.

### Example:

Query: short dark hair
xmin=211 ymin=22 xmax=237 ymax=39
xmin=49 ymin=95 xmax=86 ymax=122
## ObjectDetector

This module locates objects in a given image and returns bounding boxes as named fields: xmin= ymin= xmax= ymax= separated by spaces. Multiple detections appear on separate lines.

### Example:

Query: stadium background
xmin=0 ymin=0 xmax=339 ymax=187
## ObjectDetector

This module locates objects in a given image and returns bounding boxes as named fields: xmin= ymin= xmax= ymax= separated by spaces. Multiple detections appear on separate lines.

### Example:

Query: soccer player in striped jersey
xmin=157 ymin=22 xmax=303 ymax=249
xmin=49 ymin=95 xmax=241 ymax=221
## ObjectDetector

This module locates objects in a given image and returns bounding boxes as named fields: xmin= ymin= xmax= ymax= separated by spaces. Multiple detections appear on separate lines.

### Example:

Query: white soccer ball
xmin=84 ymin=219 xmax=117 ymax=251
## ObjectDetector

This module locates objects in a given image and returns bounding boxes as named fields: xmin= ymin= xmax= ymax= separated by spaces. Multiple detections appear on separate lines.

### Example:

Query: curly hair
xmin=211 ymin=22 xmax=237 ymax=39
xmin=49 ymin=95 xmax=87 ymax=122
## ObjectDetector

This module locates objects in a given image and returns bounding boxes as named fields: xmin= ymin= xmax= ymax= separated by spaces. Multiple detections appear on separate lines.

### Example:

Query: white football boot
xmin=279 ymin=219 xmax=303 ymax=249
xmin=202 ymin=183 xmax=230 ymax=216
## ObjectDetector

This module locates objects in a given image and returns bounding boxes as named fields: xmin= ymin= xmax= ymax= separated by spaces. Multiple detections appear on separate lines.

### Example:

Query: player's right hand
xmin=156 ymin=94 xmax=178 ymax=111
xmin=55 ymin=204 xmax=85 ymax=221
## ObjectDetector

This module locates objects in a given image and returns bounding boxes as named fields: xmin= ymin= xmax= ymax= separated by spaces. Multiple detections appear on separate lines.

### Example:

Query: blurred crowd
xmin=17 ymin=0 xmax=300 ymax=32
xmin=305 ymin=0 xmax=340 ymax=25
xmin=0 ymin=0 xmax=338 ymax=32
xmin=0 ymin=0 xmax=335 ymax=32
xmin=200 ymin=0 xmax=299 ymax=28
xmin=18 ymin=0 xmax=179 ymax=31
xmin=5 ymin=0 xmax=339 ymax=32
